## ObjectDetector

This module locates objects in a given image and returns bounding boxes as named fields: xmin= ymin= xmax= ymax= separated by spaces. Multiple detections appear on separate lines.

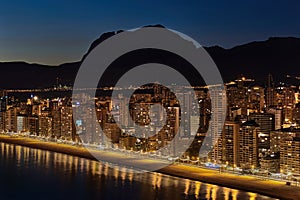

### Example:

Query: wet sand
xmin=0 ymin=134 xmax=299 ymax=200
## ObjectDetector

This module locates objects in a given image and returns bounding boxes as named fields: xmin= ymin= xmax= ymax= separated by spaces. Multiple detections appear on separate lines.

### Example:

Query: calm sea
xmin=0 ymin=142 xmax=277 ymax=200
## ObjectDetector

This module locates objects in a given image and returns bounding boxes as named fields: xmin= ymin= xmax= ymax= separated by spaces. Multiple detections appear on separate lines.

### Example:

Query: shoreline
xmin=0 ymin=135 xmax=299 ymax=200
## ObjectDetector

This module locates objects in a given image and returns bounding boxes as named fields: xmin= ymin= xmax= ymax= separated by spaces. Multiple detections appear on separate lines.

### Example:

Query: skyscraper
xmin=209 ymin=85 xmax=227 ymax=163
xmin=221 ymin=121 xmax=240 ymax=166
xmin=249 ymin=113 xmax=275 ymax=157
xmin=280 ymin=132 xmax=300 ymax=176
xmin=265 ymin=74 xmax=276 ymax=108
xmin=239 ymin=120 xmax=259 ymax=168
xmin=267 ymin=108 xmax=283 ymax=130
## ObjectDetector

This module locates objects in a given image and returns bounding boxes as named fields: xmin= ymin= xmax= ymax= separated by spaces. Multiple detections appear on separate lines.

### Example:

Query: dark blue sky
xmin=0 ymin=0 xmax=299 ymax=65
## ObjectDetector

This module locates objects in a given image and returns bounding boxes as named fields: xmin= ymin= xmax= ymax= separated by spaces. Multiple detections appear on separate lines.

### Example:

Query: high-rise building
xmin=270 ymin=128 xmax=297 ymax=155
xmin=177 ymin=92 xmax=192 ymax=138
xmin=226 ymin=76 xmax=255 ymax=120
xmin=28 ymin=116 xmax=38 ymax=135
xmin=5 ymin=107 xmax=17 ymax=132
xmin=51 ymin=100 xmax=61 ymax=138
xmin=208 ymin=85 xmax=227 ymax=163
xmin=265 ymin=74 xmax=276 ymax=108
xmin=39 ymin=109 xmax=52 ymax=137
xmin=277 ymin=86 xmax=296 ymax=123
xmin=112 ymin=97 xmax=133 ymax=128
xmin=270 ymin=131 xmax=282 ymax=154
xmin=283 ymin=87 xmax=295 ymax=123
xmin=0 ymin=97 xmax=6 ymax=131
xmin=239 ymin=120 xmax=259 ymax=169
xmin=260 ymin=154 xmax=280 ymax=173
xmin=17 ymin=115 xmax=27 ymax=133
xmin=267 ymin=108 xmax=283 ymax=130
xmin=222 ymin=121 xmax=240 ymax=166
xmin=226 ymin=82 xmax=239 ymax=121
xmin=0 ymin=95 xmax=7 ymax=112
xmin=249 ymin=113 xmax=274 ymax=157
xmin=60 ymin=106 xmax=73 ymax=140
xmin=293 ymin=103 xmax=300 ymax=124
xmin=104 ymin=122 xmax=121 ymax=146
xmin=249 ymin=113 xmax=274 ymax=133
xmin=82 ymin=106 xmax=100 ymax=144
xmin=197 ymin=89 xmax=210 ymax=133
xmin=248 ymin=86 xmax=265 ymax=113
xmin=280 ymin=134 xmax=300 ymax=175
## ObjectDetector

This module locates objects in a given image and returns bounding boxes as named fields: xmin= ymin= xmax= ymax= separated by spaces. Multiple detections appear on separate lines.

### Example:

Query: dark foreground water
xmin=0 ymin=143 xmax=277 ymax=200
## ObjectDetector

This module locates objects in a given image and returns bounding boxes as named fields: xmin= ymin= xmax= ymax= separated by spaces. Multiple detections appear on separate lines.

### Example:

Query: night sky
xmin=0 ymin=0 xmax=299 ymax=65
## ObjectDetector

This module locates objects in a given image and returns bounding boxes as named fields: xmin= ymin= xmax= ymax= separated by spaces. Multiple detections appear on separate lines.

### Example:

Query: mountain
xmin=205 ymin=37 xmax=300 ymax=84
xmin=0 ymin=28 xmax=300 ymax=89
xmin=0 ymin=61 xmax=80 ymax=89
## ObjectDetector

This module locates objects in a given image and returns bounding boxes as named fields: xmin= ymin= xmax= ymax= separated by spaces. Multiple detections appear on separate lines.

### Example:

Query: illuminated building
xmin=119 ymin=135 xmax=136 ymax=150
xmin=177 ymin=92 xmax=192 ymax=138
xmin=60 ymin=106 xmax=73 ymax=140
xmin=239 ymin=120 xmax=259 ymax=169
xmin=293 ymin=103 xmax=300 ymax=124
xmin=249 ymin=113 xmax=274 ymax=157
xmin=265 ymin=74 xmax=276 ymax=108
xmin=17 ymin=115 xmax=27 ymax=133
xmin=270 ymin=128 xmax=298 ymax=155
xmin=50 ymin=100 xmax=61 ymax=137
xmin=5 ymin=107 xmax=17 ymax=132
xmin=39 ymin=109 xmax=53 ymax=137
xmin=104 ymin=122 xmax=121 ymax=146
xmin=112 ymin=97 xmax=132 ymax=127
xmin=28 ymin=116 xmax=38 ymax=135
xmin=209 ymin=85 xmax=227 ymax=163
xmin=249 ymin=86 xmax=265 ymax=112
xmin=277 ymin=85 xmax=296 ymax=123
xmin=226 ymin=76 xmax=255 ymax=120
xmin=280 ymin=133 xmax=300 ymax=175
xmin=267 ymin=108 xmax=283 ymax=130
xmin=270 ymin=131 xmax=282 ymax=154
xmin=222 ymin=121 xmax=240 ymax=166
xmin=211 ymin=121 xmax=240 ymax=166
xmin=260 ymin=154 xmax=280 ymax=173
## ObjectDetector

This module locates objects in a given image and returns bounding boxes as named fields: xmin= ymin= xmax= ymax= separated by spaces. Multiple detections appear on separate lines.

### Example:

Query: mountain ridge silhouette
xmin=1 ymin=26 xmax=299 ymax=89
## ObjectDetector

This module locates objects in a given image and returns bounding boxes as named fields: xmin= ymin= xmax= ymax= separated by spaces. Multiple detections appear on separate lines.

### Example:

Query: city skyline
xmin=0 ymin=47 xmax=299 ymax=199
xmin=1 ymin=2 xmax=300 ymax=199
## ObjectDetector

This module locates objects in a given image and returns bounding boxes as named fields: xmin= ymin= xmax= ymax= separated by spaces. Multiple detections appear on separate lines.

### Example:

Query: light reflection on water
xmin=0 ymin=143 xmax=277 ymax=200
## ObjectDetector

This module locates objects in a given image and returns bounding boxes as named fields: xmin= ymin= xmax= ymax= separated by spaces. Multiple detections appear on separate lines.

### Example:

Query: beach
xmin=0 ymin=134 xmax=299 ymax=200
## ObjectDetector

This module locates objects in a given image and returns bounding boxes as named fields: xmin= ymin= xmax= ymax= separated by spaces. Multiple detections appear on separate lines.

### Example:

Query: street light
xmin=251 ymin=165 xmax=255 ymax=175
xmin=225 ymin=161 xmax=229 ymax=171
xmin=280 ymin=169 xmax=284 ymax=180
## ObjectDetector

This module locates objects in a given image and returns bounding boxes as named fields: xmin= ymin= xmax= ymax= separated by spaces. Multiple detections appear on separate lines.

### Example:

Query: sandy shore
xmin=0 ymin=134 xmax=299 ymax=200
